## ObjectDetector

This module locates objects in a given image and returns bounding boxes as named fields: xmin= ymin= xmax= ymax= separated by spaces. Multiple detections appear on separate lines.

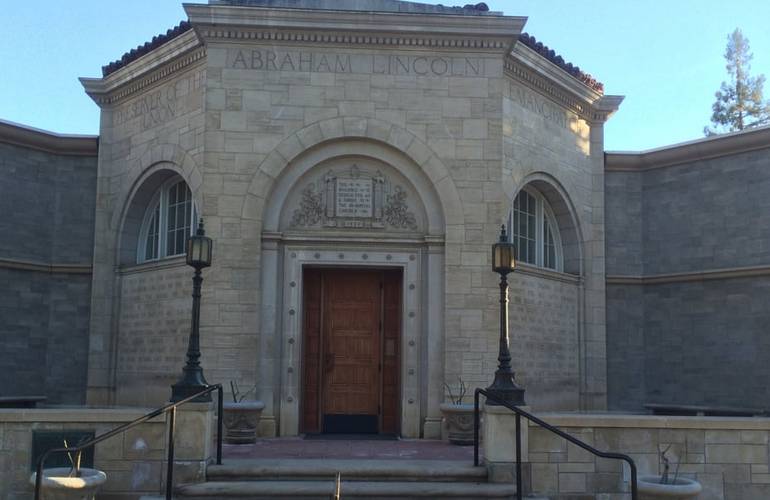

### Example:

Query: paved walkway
xmin=223 ymin=437 xmax=476 ymax=461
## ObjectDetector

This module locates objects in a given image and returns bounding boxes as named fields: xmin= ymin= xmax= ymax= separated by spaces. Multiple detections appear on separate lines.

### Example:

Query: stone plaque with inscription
xmin=290 ymin=165 xmax=418 ymax=231
xmin=336 ymin=179 xmax=373 ymax=218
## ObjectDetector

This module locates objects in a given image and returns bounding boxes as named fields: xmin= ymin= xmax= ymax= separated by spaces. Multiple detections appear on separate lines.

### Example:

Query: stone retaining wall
xmin=0 ymin=408 xmax=167 ymax=500
xmin=526 ymin=413 xmax=770 ymax=500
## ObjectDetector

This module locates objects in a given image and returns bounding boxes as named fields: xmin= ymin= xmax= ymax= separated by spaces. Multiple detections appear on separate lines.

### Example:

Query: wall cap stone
xmin=0 ymin=257 xmax=92 ymax=275
xmin=536 ymin=412 xmax=770 ymax=430
xmin=606 ymin=123 xmax=770 ymax=171
xmin=607 ymin=262 xmax=770 ymax=285
xmin=0 ymin=119 xmax=97 ymax=156
xmin=0 ymin=408 xmax=162 ymax=423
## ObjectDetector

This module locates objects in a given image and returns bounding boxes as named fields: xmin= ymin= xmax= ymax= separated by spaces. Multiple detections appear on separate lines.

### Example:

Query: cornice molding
xmin=607 ymin=263 xmax=770 ymax=285
xmin=605 ymin=124 xmax=770 ymax=172
xmin=185 ymin=3 xmax=523 ymax=52
xmin=81 ymin=31 xmax=205 ymax=107
xmin=199 ymin=27 xmax=511 ymax=50
xmin=505 ymin=44 xmax=622 ymax=124
xmin=0 ymin=257 xmax=92 ymax=275
xmin=0 ymin=119 xmax=97 ymax=156
xmin=512 ymin=43 xmax=602 ymax=102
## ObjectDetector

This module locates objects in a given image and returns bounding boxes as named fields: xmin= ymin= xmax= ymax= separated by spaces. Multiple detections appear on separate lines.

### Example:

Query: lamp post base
xmin=485 ymin=372 xmax=526 ymax=406
xmin=170 ymin=382 xmax=211 ymax=403
xmin=171 ymin=368 xmax=211 ymax=402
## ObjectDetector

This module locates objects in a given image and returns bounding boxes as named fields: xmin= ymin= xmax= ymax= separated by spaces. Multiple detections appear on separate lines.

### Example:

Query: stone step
xmin=175 ymin=479 xmax=522 ymax=499
xmin=207 ymin=458 xmax=487 ymax=483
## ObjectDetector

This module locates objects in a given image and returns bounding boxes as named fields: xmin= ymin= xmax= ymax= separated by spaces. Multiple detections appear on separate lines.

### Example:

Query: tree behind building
xmin=704 ymin=28 xmax=770 ymax=136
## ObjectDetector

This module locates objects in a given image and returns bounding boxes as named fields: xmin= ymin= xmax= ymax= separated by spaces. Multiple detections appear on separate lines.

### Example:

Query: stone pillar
xmin=167 ymin=402 xmax=215 ymax=487
xmin=482 ymin=404 xmax=529 ymax=485
xmin=423 ymin=239 xmax=445 ymax=439
xmin=258 ymin=235 xmax=280 ymax=437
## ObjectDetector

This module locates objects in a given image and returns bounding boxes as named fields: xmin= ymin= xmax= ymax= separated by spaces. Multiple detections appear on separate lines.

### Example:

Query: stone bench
xmin=0 ymin=396 xmax=46 ymax=408
xmin=644 ymin=402 xmax=768 ymax=417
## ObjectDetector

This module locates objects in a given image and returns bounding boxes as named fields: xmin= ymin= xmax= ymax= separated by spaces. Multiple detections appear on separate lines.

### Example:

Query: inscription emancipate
xmin=229 ymin=49 xmax=483 ymax=77
xmin=509 ymin=83 xmax=578 ymax=130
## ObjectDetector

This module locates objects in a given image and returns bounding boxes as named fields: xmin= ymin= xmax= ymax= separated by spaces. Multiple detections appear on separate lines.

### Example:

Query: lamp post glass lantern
xmin=486 ymin=224 xmax=526 ymax=406
xmin=171 ymin=219 xmax=213 ymax=402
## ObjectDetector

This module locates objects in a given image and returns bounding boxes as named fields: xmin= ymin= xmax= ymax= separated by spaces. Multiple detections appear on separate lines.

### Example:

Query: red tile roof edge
xmin=518 ymin=33 xmax=604 ymax=93
xmin=102 ymin=21 xmax=192 ymax=77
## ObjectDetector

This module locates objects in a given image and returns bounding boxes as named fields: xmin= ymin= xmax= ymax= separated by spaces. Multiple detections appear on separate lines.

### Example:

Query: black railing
xmin=474 ymin=388 xmax=637 ymax=500
xmin=34 ymin=384 xmax=224 ymax=500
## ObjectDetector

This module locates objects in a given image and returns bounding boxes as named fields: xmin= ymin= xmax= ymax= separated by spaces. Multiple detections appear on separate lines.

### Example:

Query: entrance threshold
xmin=304 ymin=433 xmax=398 ymax=441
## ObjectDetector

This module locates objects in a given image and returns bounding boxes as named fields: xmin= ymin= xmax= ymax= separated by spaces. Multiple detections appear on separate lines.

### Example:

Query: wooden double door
xmin=301 ymin=268 xmax=401 ymax=434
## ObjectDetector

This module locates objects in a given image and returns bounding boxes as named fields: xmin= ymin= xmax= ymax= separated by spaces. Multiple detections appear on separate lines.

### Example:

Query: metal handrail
xmin=34 ymin=384 xmax=224 ymax=500
xmin=474 ymin=388 xmax=637 ymax=500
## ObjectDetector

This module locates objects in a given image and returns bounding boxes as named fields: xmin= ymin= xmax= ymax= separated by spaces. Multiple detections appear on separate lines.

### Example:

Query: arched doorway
xmin=259 ymin=138 xmax=448 ymax=438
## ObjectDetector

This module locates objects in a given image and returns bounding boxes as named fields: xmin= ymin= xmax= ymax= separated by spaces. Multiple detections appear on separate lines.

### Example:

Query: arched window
xmin=509 ymin=187 xmax=562 ymax=271
xmin=137 ymin=178 xmax=198 ymax=263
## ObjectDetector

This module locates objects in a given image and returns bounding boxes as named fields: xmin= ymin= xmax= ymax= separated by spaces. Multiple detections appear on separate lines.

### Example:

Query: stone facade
xmin=0 ymin=123 xmax=97 ymax=405
xmin=5 ymin=0 xmax=770 ymax=439
xmin=75 ymin=0 xmax=621 ymax=439
xmin=606 ymin=127 xmax=770 ymax=413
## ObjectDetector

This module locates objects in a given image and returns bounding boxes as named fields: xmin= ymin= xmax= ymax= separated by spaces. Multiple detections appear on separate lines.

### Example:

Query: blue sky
xmin=2 ymin=0 xmax=769 ymax=151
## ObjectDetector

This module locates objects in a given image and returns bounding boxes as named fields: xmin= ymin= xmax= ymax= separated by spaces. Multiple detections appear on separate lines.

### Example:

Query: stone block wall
xmin=606 ymin=136 xmax=770 ymax=412
xmin=0 ymin=139 xmax=97 ymax=404
xmin=526 ymin=413 xmax=770 ymax=500
xmin=0 ymin=408 xmax=167 ymax=500
xmin=115 ymin=261 xmax=194 ymax=406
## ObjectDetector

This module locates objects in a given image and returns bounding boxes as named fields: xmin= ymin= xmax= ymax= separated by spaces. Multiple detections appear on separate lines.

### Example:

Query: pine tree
xmin=704 ymin=28 xmax=770 ymax=136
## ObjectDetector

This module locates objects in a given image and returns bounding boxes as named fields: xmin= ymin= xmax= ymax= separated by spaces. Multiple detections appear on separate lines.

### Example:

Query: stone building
xmin=2 ymin=0 xmax=770 ymax=440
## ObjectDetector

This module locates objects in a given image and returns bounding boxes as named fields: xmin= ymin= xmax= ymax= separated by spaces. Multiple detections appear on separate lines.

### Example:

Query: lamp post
xmin=486 ymin=224 xmax=526 ymax=406
xmin=171 ymin=219 xmax=213 ymax=403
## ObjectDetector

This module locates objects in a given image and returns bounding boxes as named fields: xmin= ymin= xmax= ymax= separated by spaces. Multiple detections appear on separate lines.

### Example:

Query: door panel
xmin=300 ymin=268 xmax=401 ymax=434
xmin=381 ymin=270 xmax=401 ymax=434
xmin=323 ymin=270 xmax=381 ymax=416
xmin=301 ymin=269 xmax=322 ymax=433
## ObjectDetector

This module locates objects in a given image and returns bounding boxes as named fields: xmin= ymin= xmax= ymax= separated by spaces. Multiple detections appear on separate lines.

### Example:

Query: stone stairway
xmin=165 ymin=458 xmax=545 ymax=499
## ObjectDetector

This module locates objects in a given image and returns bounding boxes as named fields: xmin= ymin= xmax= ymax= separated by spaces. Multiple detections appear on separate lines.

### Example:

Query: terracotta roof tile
xmin=518 ymin=33 xmax=603 ymax=93
xmin=102 ymin=21 xmax=192 ymax=77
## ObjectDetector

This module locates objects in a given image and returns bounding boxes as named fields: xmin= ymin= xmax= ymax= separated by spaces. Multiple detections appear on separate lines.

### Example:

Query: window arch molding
xmin=115 ymin=165 xmax=200 ymax=267
xmin=507 ymin=175 xmax=583 ymax=276
xmin=509 ymin=186 xmax=564 ymax=271
xmin=136 ymin=176 xmax=198 ymax=263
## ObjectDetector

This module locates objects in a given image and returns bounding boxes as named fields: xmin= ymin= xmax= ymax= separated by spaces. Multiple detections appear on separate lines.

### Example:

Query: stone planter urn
xmin=223 ymin=400 xmax=265 ymax=444
xmin=440 ymin=403 xmax=475 ymax=445
xmin=30 ymin=467 xmax=107 ymax=500
xmin=637 ymin=475 xmax=702 ymax=500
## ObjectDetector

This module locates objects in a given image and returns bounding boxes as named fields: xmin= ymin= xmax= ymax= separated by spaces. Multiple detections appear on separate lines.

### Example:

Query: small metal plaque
xmin=336 ymin=178 xmax=373 ymax=218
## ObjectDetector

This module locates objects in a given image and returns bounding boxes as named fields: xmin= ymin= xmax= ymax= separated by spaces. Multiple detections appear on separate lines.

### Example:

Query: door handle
xmin=325 ymin=353 xmax=335 ymax=372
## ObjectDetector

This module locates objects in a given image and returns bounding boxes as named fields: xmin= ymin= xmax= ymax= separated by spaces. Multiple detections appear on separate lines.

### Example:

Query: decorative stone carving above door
xmin=289 ymin=164 xmax=419 ymax=231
